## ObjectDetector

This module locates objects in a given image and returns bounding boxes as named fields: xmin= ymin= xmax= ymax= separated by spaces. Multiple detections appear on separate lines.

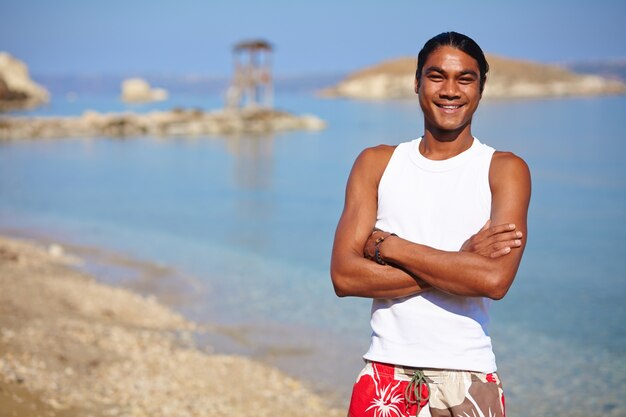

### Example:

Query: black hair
xmin=416 ymin=32 xmax=489 ymax=93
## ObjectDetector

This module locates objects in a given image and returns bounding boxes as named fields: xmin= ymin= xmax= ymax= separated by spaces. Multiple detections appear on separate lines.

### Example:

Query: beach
xmin=0 ymin=234 xmax=342 ymax=417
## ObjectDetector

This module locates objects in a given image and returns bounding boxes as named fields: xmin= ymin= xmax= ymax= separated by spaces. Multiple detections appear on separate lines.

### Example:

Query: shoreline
xmin=0 ymin=233 xmax=343 ymax=416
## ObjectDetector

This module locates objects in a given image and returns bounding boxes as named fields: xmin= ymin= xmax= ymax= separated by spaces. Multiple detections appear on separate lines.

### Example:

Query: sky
xmin=1 ymin=0 xmax=626 ymax=76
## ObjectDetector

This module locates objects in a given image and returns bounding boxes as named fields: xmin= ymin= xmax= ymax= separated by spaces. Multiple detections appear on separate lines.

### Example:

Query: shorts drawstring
xmin=404 ymin=369 xmax=429 ymax=416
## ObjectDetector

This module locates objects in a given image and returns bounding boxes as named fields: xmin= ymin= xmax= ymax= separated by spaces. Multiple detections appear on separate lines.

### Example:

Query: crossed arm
xmin=330 ymin=146 xmax=531 ymax=300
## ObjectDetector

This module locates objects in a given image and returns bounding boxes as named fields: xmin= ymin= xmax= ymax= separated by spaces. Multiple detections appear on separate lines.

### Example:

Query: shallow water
xmin=1 ymin=93 xmax=625 ymax=415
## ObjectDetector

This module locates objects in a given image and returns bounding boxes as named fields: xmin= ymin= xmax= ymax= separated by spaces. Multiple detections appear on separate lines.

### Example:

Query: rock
xmin=0 ymin=52 xmax=50 ymax=111
xmin=320 ymin=54 xmax=626 ymax=100
xmin=121 ymin=78 xmax=168 ymax=103
xmin=0 ymin=108 xmax=326 ymax=140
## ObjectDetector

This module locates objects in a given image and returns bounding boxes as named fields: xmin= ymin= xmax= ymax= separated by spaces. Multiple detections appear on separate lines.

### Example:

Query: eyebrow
xmin=424 ymin=66 xmax=445 ymax=74
xmin=424 ymin=66 xmax=478 ymax=78
xmin=459 ymin=70 xmax=479 ymax=78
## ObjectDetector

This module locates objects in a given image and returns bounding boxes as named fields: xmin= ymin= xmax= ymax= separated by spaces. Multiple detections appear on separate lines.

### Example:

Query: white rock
xmin=0 ymin=52 xmax=50 ymax=105
xmin=121 ymin=78 xmax=168 ymax=103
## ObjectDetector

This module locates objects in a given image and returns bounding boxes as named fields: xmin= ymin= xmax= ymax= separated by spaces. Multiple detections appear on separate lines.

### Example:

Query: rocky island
xmin=0 ymin=53 xmax=49 ymax=111
xmin=0 ymin=107 xmax=326 ymax=140
xmin=0 ymin=49 xmax=326 ymax=141
xmin=320 ymin=54 xmax=626 ymax=100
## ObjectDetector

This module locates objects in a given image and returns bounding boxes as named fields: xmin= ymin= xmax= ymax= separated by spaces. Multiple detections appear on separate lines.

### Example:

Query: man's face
xmin=415 ymin=45 xmax=482 ymax=134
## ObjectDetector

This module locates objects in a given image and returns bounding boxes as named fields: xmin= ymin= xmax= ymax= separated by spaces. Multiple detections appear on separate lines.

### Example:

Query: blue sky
xmin=1 ymin=0 xmax=626 ymax=76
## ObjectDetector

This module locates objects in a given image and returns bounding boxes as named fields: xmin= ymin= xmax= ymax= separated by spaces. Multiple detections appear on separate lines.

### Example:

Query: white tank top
xmin=363 ymin=137 xmax=497 ymax=373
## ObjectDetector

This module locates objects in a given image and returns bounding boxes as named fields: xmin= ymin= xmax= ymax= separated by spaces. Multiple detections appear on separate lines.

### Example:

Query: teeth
xmin=441 ymin=105 xmax=460 ymax=109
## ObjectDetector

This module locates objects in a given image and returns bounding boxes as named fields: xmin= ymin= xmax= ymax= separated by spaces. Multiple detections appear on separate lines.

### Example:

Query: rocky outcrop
xmin=320 ymin=54 xmax=626 ymax=100
xmin=121 ymin=78 xmax=168 ymax=103
xmin=318 ymin=57 xmax=416 ymax=100
xmin=0 ymin=52 xmax=50 ymax=111
xmin=485 ymin=55 xmax=626 ymax=98
xmin=0 ymin=108 xmax=326 ymax=140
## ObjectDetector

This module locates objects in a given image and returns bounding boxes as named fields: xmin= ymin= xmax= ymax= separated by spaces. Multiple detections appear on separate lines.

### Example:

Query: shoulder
xmin=345 ymin=144 xmax=399 ymax=192
xmin=489 ymin=151 xmax=531 ymax=192
xmin=490 ymin=151 xmax=530 ymax=175
xmin=342 ymin=145 xmax=397 ymax=202
xmin=352 ymin=144 xmax=397 ymax=176
xmin=356 ymin=144 xmax=397 ymax=163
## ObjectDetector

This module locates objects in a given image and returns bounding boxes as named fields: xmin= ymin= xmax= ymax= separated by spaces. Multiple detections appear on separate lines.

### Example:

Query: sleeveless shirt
xmin=363 ymin=137 xmax=497 ymax=373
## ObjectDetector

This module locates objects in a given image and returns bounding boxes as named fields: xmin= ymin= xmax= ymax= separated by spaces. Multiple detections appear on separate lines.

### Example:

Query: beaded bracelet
xmin=374 ymin=233 xmax=397 ymax=265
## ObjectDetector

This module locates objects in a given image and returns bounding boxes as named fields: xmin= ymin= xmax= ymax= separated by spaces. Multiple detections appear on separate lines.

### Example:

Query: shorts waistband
xmin=367 ymin=360 xmax=493 ymax=381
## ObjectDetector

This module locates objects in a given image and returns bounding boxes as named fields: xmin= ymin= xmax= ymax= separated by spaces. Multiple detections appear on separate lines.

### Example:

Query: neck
xmin=420 ymin=123 xmax=474 ymax=160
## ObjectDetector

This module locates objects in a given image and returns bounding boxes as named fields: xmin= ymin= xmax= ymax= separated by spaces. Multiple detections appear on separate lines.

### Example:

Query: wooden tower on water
xmin=226 ymin=39 xmax=273 ymax=109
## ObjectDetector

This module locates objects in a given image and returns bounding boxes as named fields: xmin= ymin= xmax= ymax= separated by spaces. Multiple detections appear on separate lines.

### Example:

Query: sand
xmin=0 ymin=235 xmax=342 ymax=417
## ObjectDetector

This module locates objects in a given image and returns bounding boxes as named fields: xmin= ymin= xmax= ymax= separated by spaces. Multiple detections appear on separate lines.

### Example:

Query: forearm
xmin=380 ymin=237 xmax=519 ymax=299
xmin=331 ymin=251 xmax=430 ymax=299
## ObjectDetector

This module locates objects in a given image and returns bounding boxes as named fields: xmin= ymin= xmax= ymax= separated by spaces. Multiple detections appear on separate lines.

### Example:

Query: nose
xmin=439 ymin=79 xmax=460 ymax=100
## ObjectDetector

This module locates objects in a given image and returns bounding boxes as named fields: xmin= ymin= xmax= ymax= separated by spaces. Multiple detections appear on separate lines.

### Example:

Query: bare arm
xmin=373 ymin=152 xmax=531 ymax=300
xmin=330 ymin=146 xmax=432 ymax=299
xmin=330 ymin=148 xmax=528 ymax=299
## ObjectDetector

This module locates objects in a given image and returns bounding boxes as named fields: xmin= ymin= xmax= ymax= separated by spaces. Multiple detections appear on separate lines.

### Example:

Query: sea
xmin=1 ymin=86 xmax=625 ymax=416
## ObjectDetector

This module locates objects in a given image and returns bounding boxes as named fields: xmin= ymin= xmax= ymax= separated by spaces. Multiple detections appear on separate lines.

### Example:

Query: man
xmin=330 ymin=32 xmax=531 ymax=417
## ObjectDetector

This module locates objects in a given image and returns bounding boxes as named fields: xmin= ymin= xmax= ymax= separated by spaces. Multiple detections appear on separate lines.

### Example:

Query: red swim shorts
xmin=348 ymin=361 xmax=505 ymax=417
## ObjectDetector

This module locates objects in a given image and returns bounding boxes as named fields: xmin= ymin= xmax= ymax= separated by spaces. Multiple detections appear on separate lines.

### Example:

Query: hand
xmin=461 ymin=220 xmax=523 ymax=258
xmin=363 ymin=229 xmax=393 ymax=260
xmin=363 ymin=229 xmax=432 ymax=292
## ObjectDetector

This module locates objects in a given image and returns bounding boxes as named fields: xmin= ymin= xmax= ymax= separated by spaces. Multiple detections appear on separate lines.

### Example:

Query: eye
xmin=459 ymin=77 xmax=475 ymax=84
xmin=427 ymin=74 xmax=443 ymax=81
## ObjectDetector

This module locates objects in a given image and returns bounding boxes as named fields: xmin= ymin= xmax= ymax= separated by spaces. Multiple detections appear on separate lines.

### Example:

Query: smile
xmin=435 ymin=103 xmax=465 ymax=114
xmin=435 ymin=103 xmax=464 ymax=109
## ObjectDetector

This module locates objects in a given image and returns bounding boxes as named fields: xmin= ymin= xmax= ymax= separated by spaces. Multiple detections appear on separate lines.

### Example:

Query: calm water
xmin=1 ymin=93 xmax=625 ymax=416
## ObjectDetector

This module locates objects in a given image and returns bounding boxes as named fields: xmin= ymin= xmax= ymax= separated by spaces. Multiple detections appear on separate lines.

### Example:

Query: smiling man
xmin=331 ymin=32 xmax=531 ymax=417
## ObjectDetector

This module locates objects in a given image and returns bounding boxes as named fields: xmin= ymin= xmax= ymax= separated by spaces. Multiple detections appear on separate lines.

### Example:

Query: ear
xmin=414 ymin=78 xmax=419 ymax=95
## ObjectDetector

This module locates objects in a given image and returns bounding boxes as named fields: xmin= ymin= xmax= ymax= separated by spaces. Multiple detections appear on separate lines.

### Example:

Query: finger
xmin=487 ymin=223 xmax=517 ymax=236
xmin=470 ymin=231 xmax=520 ymax=252
xmin=374 ymin=231 xmax=393 ymax=241
xmin=490 ymin=246 xmax=512 ymax=258
xmin=487 ymin=232 xmax=523 ymax=245
xmin=489 ymin=238 xmax=523 ymax=257
xmin=491 ymin=239 xmax=522 ymax=251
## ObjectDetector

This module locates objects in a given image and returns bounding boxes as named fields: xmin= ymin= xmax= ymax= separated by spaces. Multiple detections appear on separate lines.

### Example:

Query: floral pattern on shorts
xmin=348 ymin=361 xmax=505 ymax=417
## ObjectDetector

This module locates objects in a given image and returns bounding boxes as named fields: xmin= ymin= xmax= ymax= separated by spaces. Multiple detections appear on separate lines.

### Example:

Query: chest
xmin=376 ymin=157 xmax=491 ymax=251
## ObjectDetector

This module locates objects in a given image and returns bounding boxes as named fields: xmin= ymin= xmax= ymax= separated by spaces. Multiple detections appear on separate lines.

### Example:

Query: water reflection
xmin=226 ymin=134 xmax=275 ymax=190
xmin=224 ymin=134 xmax=276 ymax=250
